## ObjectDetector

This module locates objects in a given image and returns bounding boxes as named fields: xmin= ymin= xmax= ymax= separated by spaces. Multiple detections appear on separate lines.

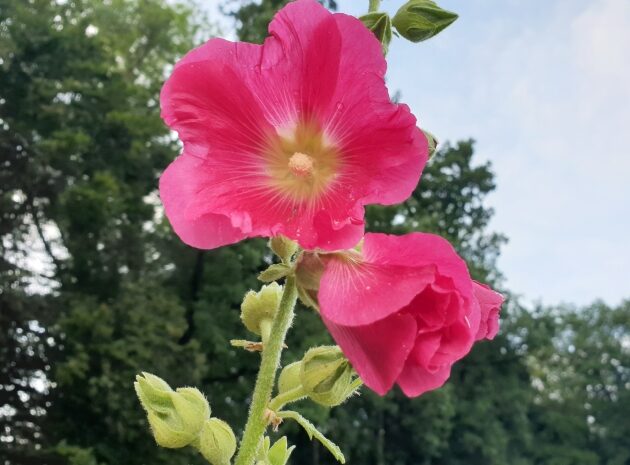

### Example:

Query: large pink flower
xmin=159 ymin=0 xmax=428 ymax=251
xmin=316 ymin=233 xmax=503 ymax=397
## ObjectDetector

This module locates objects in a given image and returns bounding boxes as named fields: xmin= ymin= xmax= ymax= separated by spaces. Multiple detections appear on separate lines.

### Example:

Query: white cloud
xmin=469 ymin=0 xmax=630 ymax=305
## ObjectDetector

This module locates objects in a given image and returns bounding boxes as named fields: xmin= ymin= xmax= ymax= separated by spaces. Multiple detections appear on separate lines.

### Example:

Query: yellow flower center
xmin=288 ymin=152 xmax=315 ymax=177
xmin=265 ymin=121 xmax=340 ymax=203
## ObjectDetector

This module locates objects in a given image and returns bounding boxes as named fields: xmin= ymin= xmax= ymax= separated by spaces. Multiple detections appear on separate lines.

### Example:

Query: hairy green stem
xmin=234 ymin=275 xmax=298 ymax=465
xmin=368 ymin=0 xmax=381 ymax=12
xmin=268 ymin=386 xmax=307 ymax=412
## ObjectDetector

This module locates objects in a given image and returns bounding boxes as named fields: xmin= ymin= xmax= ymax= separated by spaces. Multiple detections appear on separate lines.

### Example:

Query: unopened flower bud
xmin=300 ymin=346 xmax=357 ymax=407
xmin=277 ymin=361 xmax=303 ymax=395
xmin=392 ymin=0 xmax=458 ymax=43
xmin=360 ymin=12 xmax=393 ymax=53
xmin=241 ymin=282 xmax=283 ymax=336
xmin=422 ymin=129 xmax=438 ymax=159
xmin=196 ymin=418 xmax=237 ymax=465
xmin=134 ymin=373 xmax=210 ymax=448
xmin=269 ymin=235 xmax=299 ymax=264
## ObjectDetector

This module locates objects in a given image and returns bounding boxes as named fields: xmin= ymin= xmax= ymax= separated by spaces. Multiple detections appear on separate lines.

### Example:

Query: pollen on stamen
xmin=288 ymin=152 xmax=315 ymax=177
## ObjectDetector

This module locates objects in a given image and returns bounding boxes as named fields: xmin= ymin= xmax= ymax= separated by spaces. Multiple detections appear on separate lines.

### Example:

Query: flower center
xmin=264 ymin=120 xmax=341 ymax=204
xmin=288 ymin=152 xmax=315 ymax=177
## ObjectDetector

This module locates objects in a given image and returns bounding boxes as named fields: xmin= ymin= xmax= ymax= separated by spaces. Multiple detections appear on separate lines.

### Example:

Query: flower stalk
xmin=368 ymin=0 xmax=381 ymax=12
xmin=233 ymin=275 xmax=299 ymax=465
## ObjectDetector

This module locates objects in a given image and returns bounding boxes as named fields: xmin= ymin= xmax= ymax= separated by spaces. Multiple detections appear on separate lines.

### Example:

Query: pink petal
xmin=319 ymin=233 xmax=475 ymax=327
xmin=319 ymin=258 xmax=436 ymax=326
xmin=409 ymin=331 xmax=442 ymax=368
xmin=397 ymin=360 xmax=452 ymax=398
xmin=323 ymin=313 xmax=417 ymax=396
xmin=160 ymin=39 xmax=273 ymax=154
xmin=473 ymin=281 xmax=504 ymax=340
xmin=322 ymin=15 xmax=428 ymax=207
xmin=159 ymin=154 xmax=248 ymax=249
xmin=430 ymin=319 xmax=475 ymax=365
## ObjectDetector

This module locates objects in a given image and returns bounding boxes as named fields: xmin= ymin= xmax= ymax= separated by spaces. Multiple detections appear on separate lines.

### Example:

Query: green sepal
xmin=359 ymin=12 xmax=393 ymax=54
xmin=134 ymin=373 xmax=210 ymax=449
xmin=255 ymin=436 xmax=295 ymax=465
xmin=241 ymin=282 xmax=283 ymax=336
xmin=300 ymin=346 xmax=359 ymax=407
xmin=258 ymin=264 xmax=292 ymax=283
xmin=195 ymin=418 xmax=237 ymax=465
xmin=269 ymin=235 xmax=299 ymax=264
xmin=268 ymin=436 xmax=296 ymax=465
xmin=278 ymin=361 xmax=303 ymax=395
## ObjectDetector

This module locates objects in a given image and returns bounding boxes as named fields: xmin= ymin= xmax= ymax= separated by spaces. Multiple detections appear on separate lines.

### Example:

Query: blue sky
xmin=205 ymin=0 xmax=630 ymax=306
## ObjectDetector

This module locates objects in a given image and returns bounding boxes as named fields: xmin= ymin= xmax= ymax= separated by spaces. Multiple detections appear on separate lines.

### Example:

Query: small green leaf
xmin=276 ymin=411 xmax=345 ymax=464
xmin=268 ymin=436 xmax=296 ymax=465
xmin=258 ymin=264 xmax=291 ymax=283
xmin=359 ymin=12 xmax=393 ymax=54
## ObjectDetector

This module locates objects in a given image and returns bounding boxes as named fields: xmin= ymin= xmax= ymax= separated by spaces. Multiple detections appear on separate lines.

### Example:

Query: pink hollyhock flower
xmin=159 ymin=0 xmax=428 ymax=251
xmin=316 ymin=233 xmax=503 ymax=397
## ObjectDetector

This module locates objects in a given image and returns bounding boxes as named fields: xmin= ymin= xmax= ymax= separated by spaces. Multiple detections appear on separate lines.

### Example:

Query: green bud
xmin=277 ymin=361 xmax=303 ymax=395
xmin=269 ymin=235 xmax=299 ymax=264
xmin=392 ymin=0 xmax=458 ymax=43
xmin=196 ymin=418 xmax=237 ymax=465
xmin=300 ymin=346 xmax=358 ymax=407
xmin=134 ymin=373 xmax=210 ymax=449
xmin=241 ymin=282 xmax=283 ymax=336
xmin=422 ymin=129 xmax=439 ymax=158
xmin=359 ymin=12 xmax=393 ymax=54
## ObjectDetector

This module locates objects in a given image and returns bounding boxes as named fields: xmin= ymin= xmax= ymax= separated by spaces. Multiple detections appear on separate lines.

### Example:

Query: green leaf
xmin=276 ymin=411 xmax=345 ymax=464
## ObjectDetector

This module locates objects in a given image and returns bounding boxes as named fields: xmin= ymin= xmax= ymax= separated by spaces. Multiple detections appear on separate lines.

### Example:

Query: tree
xmin=1 ymin=1 xmax=211 ymax=463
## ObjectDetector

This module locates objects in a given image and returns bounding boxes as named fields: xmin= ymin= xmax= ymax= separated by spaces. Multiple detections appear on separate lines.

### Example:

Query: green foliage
xmin=51 ymin=283 xmax=207 ymax=464
xmin=224 ymin=0 xmax=337 ymax=44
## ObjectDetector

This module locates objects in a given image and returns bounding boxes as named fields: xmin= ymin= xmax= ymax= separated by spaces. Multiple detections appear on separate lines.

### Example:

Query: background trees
xmin=1 ymin=1 xmax=628 ymax=465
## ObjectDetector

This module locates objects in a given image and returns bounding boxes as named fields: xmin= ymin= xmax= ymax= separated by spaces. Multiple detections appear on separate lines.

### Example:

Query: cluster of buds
xmin=134 ymin=373 xmax=236 ymax=465
xmin=360 ymin=0 xmax=458 ymax=53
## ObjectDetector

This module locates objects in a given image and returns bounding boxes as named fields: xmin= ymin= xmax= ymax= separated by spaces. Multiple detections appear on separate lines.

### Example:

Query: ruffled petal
xmin=323 ymin=313 xmax=417 ymax=396
xmin=161 ymin=39 xmax=273 ymax=154
xmin=473 ymin=281 xmax=504 ymax=340
xmin=159 ymin=154 xmax=248 ymax=249
xmin=321 ymin=13 xmax=428 ymax=207
xmin=319 ymin=258 xmax=435 ymax=326
xmin=397 ymin=361 xmax=452 ymax=398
